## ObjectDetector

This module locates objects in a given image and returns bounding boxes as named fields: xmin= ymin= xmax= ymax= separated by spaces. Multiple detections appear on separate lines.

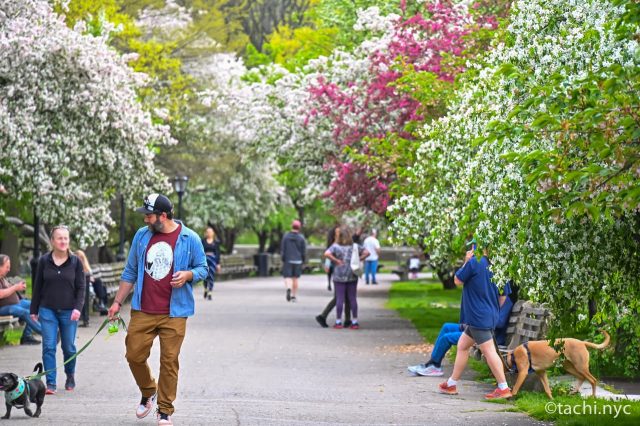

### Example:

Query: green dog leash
xmin=27 ymin=314 xmax=127 ymax=381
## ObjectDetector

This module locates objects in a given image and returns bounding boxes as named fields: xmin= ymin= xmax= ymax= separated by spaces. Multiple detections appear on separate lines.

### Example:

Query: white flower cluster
xmin=391 ymin=0 xmax=639 ymax=318
xmin=0 ymin=0 xmax=174 ymax=247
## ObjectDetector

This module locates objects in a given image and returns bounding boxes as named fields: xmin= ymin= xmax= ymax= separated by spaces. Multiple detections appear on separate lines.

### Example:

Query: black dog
xmin=0 ymin=362 xmax=46 ymax=419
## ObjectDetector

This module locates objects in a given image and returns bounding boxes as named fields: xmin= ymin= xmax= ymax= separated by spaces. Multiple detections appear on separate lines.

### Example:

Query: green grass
xmin=386 ymin=278 xmax=462 ymax=343
xmin=386 ymin=279 xmax=640 ymax=425
xmin=1 ymin=328 xmax=22 ymax=346
xmin=503 ymin=391 xmax=640 ymax=425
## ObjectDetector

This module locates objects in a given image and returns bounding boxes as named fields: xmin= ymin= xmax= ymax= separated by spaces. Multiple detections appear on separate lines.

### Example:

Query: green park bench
xmin=91 ymin=261 xmax=126 ymax=310
xmin=218 ymin=254 xmax=256 ymax=280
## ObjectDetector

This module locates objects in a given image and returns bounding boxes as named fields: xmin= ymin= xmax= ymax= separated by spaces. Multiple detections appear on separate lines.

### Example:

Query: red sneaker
xmin=484 ymin=387 xmax=512 ymax=400
xmin=333 ymin=323 xmax=343 ymax=329
xmin=45 ymin=388 xmax=56 ymax=395
xmin=350 ymin=323 xmax=360 ymax=330
xmin=438 ymin=381 xmax=458 ymax=395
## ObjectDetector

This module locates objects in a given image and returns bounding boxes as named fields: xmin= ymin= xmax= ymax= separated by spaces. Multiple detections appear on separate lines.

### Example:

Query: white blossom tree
xmin=390 ymin=0 xmax=640 ymax=374
xmin=0 ymin=0 xmax=174 ymax=247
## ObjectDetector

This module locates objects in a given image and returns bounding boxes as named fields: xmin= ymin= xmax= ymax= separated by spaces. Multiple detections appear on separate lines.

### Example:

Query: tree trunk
xmin=211 ymin=224 xmax=238 ymax=254
xmin=266 ymin=226 xmax=284 ymax=254
xmin=256 ymin=229 xmax=269 ymax=253
xmin=0 ymin=229 xmax=21 ymax=276
xmin=436 ymin=264 xmax=457 ymax=290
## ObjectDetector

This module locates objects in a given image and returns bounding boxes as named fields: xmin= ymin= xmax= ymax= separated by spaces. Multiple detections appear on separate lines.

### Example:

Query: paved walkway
xmin=1 ymin=273 xmax=545 ymax=425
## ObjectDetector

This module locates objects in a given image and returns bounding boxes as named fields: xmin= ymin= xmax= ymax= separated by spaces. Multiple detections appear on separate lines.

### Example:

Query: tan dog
xmin=506 ymin=330 xmax=610 ymax=399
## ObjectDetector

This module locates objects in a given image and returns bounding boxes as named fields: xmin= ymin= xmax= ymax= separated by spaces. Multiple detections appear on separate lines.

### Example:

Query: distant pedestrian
xmin=201 ymin=226 xmax=221 ymax=301
xmin=363 ymin=230 xmax=381 ymax=285
xmin=323 ymin=226 xmax=338 ymax=291
xmin=281 ymin=219 xmax=306 ymax=302
xmin=315 ymin=226 xmax=351 ymax=328
xmin=324 ymin=225 xmax=369 ymax=329
xmin=107 ymin=193 xmax=207 ymax=425
xmin=30 ymin=225 xmax=85 ymax=394
xmin=408 ymin=253 xmax=421 ymax=279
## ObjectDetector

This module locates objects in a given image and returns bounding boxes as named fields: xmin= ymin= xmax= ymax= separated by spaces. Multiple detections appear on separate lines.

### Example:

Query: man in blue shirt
xmin=438 ymin=245 xmax=512 ymax=400
xmin=108 ymin=194 xmax=207 ymax=425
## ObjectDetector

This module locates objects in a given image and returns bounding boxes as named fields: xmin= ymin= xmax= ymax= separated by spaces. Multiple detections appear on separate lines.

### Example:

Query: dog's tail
xmin=33 ymin=362 xmax=43 ymax=375
xmin=583 ymin=330 xmax=610 ymax=350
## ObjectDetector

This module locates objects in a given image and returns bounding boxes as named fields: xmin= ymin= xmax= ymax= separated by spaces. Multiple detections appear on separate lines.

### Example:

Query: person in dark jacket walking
xmin=281 ymin=220 xmax=306 ymax=302
xmin=30 ymin=225 xmax=85 ymax=394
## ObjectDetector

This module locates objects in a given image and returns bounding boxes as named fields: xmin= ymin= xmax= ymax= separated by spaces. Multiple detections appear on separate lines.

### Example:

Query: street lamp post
xmin=116 ymin=193 xmax=126 ymax=261
xmin=172 ymin=175 xmax=188 ymax=221
xmin=29 ymin=208 xmax=40 ymax=285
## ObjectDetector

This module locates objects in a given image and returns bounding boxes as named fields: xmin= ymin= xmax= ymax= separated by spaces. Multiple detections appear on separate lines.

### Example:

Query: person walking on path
xmin=315 ymin=226 xmax=351 ymax=328
xmin=0 ymin=254 xmax=42 ymax=345
xmin=437 ymin=244 xmax=511 ymax=400
xmin=281 ymin=219 xmax=306 ymax=302
xmin=323 ymin=226 xmax=338 ymax=292
xmin=324 ymin=225 xmax=369 ymax=329
xmin=30 ymin=225 xmax=85 ymax=394
xmin=107 ymin=193 xmax=207 ymax=426
xmin=201 ymin=226 xmax=221 ymax=301
xmin=363 ymin=230 xmax=381 ymax=285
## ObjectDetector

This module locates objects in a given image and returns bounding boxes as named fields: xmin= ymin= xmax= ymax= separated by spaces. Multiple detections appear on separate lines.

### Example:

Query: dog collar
xmin=5 ymin=377 xmax=25 ymax=402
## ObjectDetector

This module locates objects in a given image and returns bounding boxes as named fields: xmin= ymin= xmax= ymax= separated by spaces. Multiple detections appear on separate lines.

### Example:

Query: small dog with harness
xmin=505 ymin=330 xmax=610 ymax=399
xmin=0 ymin=362 xmax=46 ymax=419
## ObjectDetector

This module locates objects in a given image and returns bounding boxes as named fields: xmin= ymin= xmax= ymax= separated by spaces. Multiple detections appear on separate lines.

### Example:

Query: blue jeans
xmin=39 ymin=307 xmax=78 ymax=387
xmin=429 ymin=322 xmax=463 ymax=367
xmin=364 ymin=260 xmax=378 ymax=284
xmin=0 ymin=299 xmax=41 ymax=338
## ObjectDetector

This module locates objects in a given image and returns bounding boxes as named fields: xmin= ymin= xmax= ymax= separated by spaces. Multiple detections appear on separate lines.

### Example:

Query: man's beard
xmin=148 ymin=221 xmax=164 ymax=233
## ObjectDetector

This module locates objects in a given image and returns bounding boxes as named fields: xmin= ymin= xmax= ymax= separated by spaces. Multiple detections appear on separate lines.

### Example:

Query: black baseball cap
xmin=136 ymin=193 xmax=173 ymax=215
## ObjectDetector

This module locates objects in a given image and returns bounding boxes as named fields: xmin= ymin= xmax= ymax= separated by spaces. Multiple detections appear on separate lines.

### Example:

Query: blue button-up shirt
xmin=121 ymin=221 xmax=207 ymax=317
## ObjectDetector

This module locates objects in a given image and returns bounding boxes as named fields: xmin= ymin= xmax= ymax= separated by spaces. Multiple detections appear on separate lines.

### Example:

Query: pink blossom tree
xmin=306 ymin=1 xmax=497 ymax=214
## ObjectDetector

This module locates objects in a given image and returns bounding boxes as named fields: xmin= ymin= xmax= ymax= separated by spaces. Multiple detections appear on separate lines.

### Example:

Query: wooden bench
xmin=268 ymin=254 xmax=283 ymax=275
xmin=92 ymin=262 xmax=126 ymax=302
xmin=471 ymin=300 xmax=550 ymax=359
xmin=391 ymin=252 xmax=427 ymax=280
xmin=470 ymin=300 xmax=550 ymax=389
xmin=218 ymin=255 xmax=256 ymax=280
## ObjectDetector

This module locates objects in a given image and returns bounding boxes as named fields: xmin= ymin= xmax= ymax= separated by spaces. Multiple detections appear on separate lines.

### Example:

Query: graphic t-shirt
xmin=455 ymin=256 xmax=499 ymax=330
xmin=141 ymin=224 xmax=181 ymax=314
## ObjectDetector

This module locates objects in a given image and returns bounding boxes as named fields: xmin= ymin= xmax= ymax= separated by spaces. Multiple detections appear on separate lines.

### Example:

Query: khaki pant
xmin=125 ymin=310 xmax=187 ymax=415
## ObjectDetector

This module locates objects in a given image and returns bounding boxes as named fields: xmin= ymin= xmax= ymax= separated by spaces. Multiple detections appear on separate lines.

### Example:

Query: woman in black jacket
xmin=201 ymin=226 xmax=221 ymax=300
xmin=30 ymin=225 xmax=85 ymax=394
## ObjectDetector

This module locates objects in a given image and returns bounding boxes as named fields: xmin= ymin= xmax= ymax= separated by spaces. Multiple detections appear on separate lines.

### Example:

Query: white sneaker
xmin=136 ymin=394 xmax=156 ymax=419
xmin=416 ymin=365 xmax=444 ymax=377
xmin=157 ymin=411 xmax=173 ymax=425
xmin=407 ymin=364 xmax=426 ymax=375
